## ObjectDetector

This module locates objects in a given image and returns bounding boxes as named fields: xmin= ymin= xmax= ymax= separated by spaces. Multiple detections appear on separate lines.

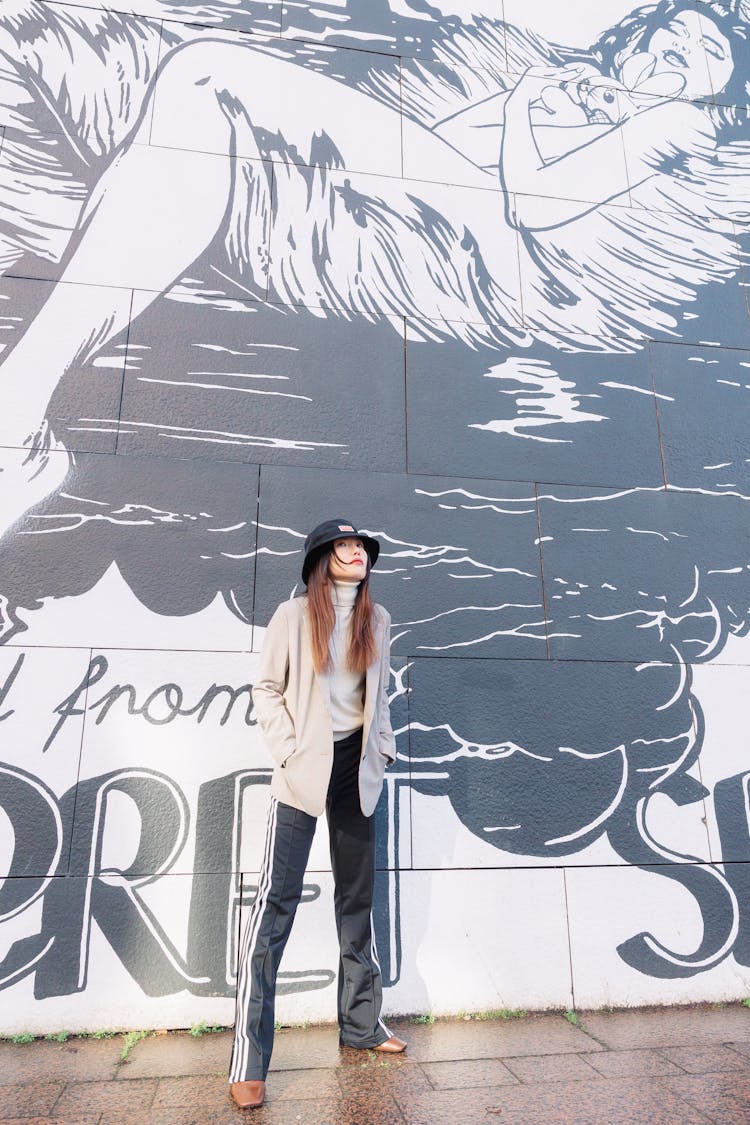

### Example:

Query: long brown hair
xmin=306 ymin=549 xmax=377 ymax=675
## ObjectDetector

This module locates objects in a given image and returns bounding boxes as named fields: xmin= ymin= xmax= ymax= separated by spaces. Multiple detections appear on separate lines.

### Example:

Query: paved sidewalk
xmin=3 ymin=1004 xmax=750 ymax=1124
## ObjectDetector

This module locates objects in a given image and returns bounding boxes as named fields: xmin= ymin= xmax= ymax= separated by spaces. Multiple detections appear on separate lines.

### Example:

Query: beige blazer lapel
xmin=301 ymin=603 xmax=331 ymax=710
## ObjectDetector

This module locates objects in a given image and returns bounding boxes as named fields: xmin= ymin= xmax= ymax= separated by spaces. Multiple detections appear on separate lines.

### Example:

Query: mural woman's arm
xmin=500 ymin=66 xmax=709 ymax=232
xmin=500 ymin=65 xmax=634 ymax=230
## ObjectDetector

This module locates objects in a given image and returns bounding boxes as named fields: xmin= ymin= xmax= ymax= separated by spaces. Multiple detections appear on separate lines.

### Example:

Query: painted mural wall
xmin=1 ymin=0 xmax=750 ymax=1034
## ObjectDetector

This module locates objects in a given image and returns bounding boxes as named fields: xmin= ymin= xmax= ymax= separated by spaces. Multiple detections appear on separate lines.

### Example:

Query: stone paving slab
xmin=399 ymin=1015 xmax=601 ymax=1063
xmin=582 ymin=1048 xmax=684 ymax=1078
xmin=665 ymin=1073 xmax=750 ymax=1125
xmin=334 ymin=1054 xmax=432 ymax=1098
xmin=0 ymin=1038 xmax=122 ymax=1084
xmin=658 ymin=1043 xmax=750 ymax=1074
xmin=0 ymin=1119 xmax=101 ymax=1125
xmin=211 ymin=1094 xmax=407 ymax=1125
xmin=52 ymin=1076 xmax=157 ymax=1118
xmin=151 ymin=1074 xmax=237 ymax=1108
xmin=0 ymin=1081 xmax=63 ymax=1117
xmin=258 ymin=1067 xmax=342 ymax=1101
xmin=118 ymin=1031 xmax=231 ymax=1079
xmin=100 ymin=1111 xmax=226 ymax=1125
xmin=503 ymin=1053 xmax=602 ymax=1084
xmin=149 ymin=1068 xmax=341 ymax=1106
xmin=421 ymin=1058 xmax=519 ymax=1089
xmin=269 ymin=1025 xmax=353 ymax=1072
xmin=393 ymin=1078 xmax=714 ymax=1125
xmin=580 ymin=1006 xmax=750 ymax=1050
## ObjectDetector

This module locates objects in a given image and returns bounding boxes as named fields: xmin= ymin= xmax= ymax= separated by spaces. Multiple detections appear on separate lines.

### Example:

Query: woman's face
xmin=647 ymin=9 xmax=733 ymax=99
xmin=328 ymin=538 xmax=368 ymax=582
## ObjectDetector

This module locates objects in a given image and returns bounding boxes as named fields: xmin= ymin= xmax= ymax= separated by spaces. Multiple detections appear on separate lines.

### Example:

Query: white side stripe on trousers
xmin=370 ymin=911 xmax=392 ymax=1040
xmin=229 ymin=796 xmax=279 ymax=1083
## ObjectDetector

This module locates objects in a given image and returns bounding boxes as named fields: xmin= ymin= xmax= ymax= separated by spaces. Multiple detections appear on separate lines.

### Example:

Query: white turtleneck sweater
xmin=329 ymin=580 xmax=366 ymax=740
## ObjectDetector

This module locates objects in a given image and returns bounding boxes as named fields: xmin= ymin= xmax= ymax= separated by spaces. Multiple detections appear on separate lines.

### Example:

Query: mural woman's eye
xmin=604 ymin=91 xmax=615 ymax=104
xmin=704 ymin=39 xmax=727 ymax=61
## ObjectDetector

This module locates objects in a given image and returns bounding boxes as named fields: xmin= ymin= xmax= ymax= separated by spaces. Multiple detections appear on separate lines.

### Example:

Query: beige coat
xmin=252 ymin=595 xmax=397 ymax=817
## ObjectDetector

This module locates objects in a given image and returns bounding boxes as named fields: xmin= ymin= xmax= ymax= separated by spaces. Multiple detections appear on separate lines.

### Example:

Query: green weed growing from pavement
xmin=4 ymin=1030 xmax=116 ymax=1043
xmin=189 ymin=1022 xmax=227 ymax=1037
xmin=119 ymin=1030 xmax=152 ymax=1062
xmin=564 ymin=1010 xmax=580 ymax=1027
xmin=410 ymin=1012 xmax=436 ymax=1025
xmin=743 ymin=999 xmax=750 ymax=1009
xmin=458 ymin=1009 xmax=528 ymax=1021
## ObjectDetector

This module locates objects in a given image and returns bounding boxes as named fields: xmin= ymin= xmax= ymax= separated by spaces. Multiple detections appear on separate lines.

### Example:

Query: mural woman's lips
xmin=663 ymin=49 xmax=688 ymax=69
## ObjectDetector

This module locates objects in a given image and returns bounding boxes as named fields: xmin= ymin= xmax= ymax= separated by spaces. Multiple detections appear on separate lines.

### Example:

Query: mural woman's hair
xmin=590 ymin=0 xmax=750 ymax=134
xmin=306 ymin=550 xmax=377 ymax=676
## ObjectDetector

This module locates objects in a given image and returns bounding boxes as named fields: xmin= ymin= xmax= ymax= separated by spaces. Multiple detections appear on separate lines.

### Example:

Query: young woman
xmin=228 ymin=519 xmax=405 ymax=1110
xmin=1 ymin=1 xmax=748 ymax=536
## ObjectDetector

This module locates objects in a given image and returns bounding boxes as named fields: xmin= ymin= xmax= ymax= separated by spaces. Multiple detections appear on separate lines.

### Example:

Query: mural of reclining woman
xmin=0 ymin=0 xmax=748 ymax=538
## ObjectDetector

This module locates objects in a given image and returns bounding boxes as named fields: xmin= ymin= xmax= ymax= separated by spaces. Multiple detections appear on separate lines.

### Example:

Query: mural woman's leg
xmin=0 ymin=147 xmax=233 ymax=532
xmin=0 ymin=45 xmax=243 ymax=446
xmin=0 ymin=46 xmax=240 ymax=534
xmin=0 ymin=40 xmax=487 ymax=534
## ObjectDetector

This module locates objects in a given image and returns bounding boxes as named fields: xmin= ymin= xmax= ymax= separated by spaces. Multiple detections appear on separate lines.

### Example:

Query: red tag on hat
xmin=338 ymin=524 xmax=355 ymax=532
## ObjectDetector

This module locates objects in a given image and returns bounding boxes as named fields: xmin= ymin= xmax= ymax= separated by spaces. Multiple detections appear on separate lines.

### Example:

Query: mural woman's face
xmin=647 ymin=10 xmax=733 ymax=99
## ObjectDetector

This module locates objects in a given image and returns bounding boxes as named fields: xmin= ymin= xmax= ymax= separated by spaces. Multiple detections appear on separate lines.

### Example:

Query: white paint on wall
xmin=11 ymin=563 xmax=253 ymax=652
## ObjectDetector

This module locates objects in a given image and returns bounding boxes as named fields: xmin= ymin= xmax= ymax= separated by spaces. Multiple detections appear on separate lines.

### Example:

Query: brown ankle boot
xmin=230 ymin=1080 xmax=266 ymax=1108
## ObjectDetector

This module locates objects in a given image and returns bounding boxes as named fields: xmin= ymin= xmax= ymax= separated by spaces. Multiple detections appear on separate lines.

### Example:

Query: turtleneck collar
xmin=330 ymin=579 xmax=359 ymax=608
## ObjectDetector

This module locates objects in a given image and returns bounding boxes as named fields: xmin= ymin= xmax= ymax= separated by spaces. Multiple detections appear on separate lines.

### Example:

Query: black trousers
xmin=228 ymin=729 xmax=390 ymax=1082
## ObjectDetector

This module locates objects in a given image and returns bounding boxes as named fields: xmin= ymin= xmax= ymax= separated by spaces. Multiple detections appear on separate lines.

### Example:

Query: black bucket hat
xmin=301 ymin=519 xmax=380 ymax=584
